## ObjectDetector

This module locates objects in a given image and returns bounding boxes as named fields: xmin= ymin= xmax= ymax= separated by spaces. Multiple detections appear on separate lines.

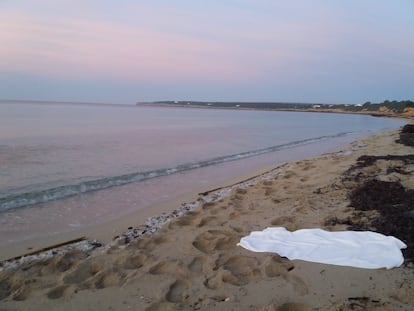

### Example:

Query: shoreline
xmin=0 ymin=130 xmax=375 ymax=263
xmin=1 ymin=126 xmax=414 ymax=310
xmin=0 ymin=155 xmax=300 ymax=263
xmin=0 ymin=130 xmax=404 ymax=261
xmin=0 ymin=129 xmax=366 ymax=262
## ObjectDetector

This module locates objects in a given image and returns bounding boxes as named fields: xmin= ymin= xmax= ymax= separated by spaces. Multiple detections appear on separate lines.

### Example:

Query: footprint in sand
xmin=165 ymin=279 xmax=190 ymax=303
xmin=233 ymin=194 xmax=246 ymax=202
xmin=149 ymin=260 xmax=189 ymax=277
xmin=63 ymin=260 xmax=105 ymax=285
xmin=283 ymin=171 xmax=297 ymax=179
xmin=204 ymin=254 xmax=262 ymax=290
xmin=206 ymin=253 xmax=304 ymax=293
xmin=197 ymin=216 xmax=220 ymax=227
xmin=271 ymin=216 xmax=298 ymax=231
xmin=0 ymin=275 xmax=36 ymax=301
xmin=201 ymin=202 xmax=217 ymax=210
xmin=0 ymin=253 xmax=77 ymax=301
xmin=63 ymin=260 xmax=125 ymax=290
xmin=230 ymin=226 xmax=245 ymax=234
xmin=223 ymin=256 xmax=261 ymax=286
xmin=209 ymin=207 xmax=221 ymax=215
xmin=10 ymin=285 xmax=30 ymax=301
xmin=261 ymin=181 xmax=275 ymax=195
xmin=192 ymin=230 xmax=240 ymax=254
xmin=133 ymin=235 xmax=169 ymax=252
xmin=263 ymin=180 xmax=274 ymax=186
xmin=263 ymin=255 xmax=295 ymax=278
xmin=264 ymin=187 xmax=276 ymax=196
xmin=236 ymin=188 xmax=248 ymax=195
xmin=188 ymin=256 xmax=206 ymax=274
xmin=217 ymin=255 xmax=261 ymax=286
xmin=42 ymin=250 xmax=88 ymax=274
xmin=167 ymin=211 xmax=199 ymax=229
xmin=93 ymin=268 xmax=124 ymax=289
xmin=301 ymin=163 xmax=316 ymax=171
xmin=262 ymin=256 xmax=307 ymax=295
xmin=233 ymin=200 xmax=248 ymax=212
xmin=285 ymin=274 xmax=309 ymax=295
xmin=204 ymin=273 xmax=224 ymax=290
xmin=46 ymin=285 xmax=70 ymax=300
xmin=202 ymin=201 xmax=223 ymax=215
xmin=115 ymin=253 xmax=148 ymax=270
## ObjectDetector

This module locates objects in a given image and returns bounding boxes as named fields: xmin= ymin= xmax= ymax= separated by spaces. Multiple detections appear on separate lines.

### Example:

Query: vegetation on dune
xmin=143 ymin=100 xmax=414 ymax=115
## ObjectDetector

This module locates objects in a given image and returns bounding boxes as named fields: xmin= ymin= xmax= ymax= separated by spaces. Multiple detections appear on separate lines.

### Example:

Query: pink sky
xmin=0 ymin=1 xmax=413 ymax=103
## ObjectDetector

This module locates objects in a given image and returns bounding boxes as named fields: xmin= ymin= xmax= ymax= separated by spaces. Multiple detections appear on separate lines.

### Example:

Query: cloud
xmin=0 ymin=2 xmax=350 ymax=85
xmin=0 ymin=9 xmax=259 ymax=83
xmin=1 ymin=1 xmax=413 ymax=103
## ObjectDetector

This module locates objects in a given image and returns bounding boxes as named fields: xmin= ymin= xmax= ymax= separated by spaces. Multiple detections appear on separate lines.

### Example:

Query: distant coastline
xmin=2 ymin=98 xmax=413 ymax=118
xmin=138 ymin=100 xmax=414 ymax=118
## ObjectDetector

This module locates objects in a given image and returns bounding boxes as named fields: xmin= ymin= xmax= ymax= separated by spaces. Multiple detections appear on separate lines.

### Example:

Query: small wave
xmin=0 ymin=132 xmax=349 ymax=212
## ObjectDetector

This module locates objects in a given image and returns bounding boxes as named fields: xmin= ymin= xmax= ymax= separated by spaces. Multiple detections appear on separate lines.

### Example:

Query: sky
xmin=0 ymin=0 xmax=413 ymax=104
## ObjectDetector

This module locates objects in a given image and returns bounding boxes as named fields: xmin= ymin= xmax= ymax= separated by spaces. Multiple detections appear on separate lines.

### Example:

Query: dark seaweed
xmin=396 ymin=124 xmax=414 ymax=147
xmin=339 ymin=125 xmax=414 ymax=262
xmin=349 ymin=179 xmax=414 ymax=261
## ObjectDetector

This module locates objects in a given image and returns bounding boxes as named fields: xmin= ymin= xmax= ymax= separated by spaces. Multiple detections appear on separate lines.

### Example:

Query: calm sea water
xmin=0 ymin=101 xmax=404 ymax=244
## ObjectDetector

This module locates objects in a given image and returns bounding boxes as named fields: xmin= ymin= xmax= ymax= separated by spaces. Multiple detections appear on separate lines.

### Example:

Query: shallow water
xmin=0 ymin=101 xmax=404 ymax=244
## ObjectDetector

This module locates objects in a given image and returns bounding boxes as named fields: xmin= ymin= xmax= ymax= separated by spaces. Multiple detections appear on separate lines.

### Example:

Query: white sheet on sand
xmin=238 ymin=227 xmax=407 ymax=269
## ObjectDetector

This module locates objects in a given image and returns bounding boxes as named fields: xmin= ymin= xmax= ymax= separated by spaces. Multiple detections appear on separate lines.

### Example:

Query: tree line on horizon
xmin=152 ymin=100 xmax=414 ymax=113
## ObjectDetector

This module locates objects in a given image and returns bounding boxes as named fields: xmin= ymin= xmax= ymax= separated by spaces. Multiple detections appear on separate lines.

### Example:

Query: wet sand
xmin=1 ymin=127 xmax=413 ymax=311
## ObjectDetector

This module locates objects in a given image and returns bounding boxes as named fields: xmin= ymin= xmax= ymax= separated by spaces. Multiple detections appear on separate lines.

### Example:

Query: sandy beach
xmin=1 ymin=126 xmax=414 ymax=311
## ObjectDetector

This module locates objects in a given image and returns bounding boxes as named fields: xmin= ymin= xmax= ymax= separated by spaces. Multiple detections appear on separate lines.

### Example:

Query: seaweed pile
xmin=397 ymin=124 xmax=414 ymax=147
xmin=349 ymin=178 xmax=414 ymax=261
xmin=342 ymin=125 xmax=414 ymax=262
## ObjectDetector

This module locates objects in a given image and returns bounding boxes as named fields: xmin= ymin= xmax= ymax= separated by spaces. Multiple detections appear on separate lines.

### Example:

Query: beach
xmin=1 ymin=126 xmax=414 ymax=311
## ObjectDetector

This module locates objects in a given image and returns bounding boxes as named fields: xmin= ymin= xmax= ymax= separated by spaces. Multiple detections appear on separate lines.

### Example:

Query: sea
xmin=0 ymin=101 xmax=404 ymax=246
